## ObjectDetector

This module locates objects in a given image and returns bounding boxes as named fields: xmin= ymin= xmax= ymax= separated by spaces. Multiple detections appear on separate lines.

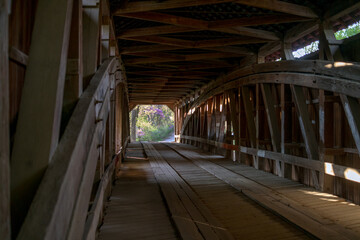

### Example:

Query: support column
xmin=261 ymin=84 xmax=282 ymax=176
xmin=100 ymin=1 xmax=110 ymax=62
xmin=242 ymin=87 xmax=257 ymax=168
xmin=0 ymin=1 xmax=10 ymax=239
xmin=64 ymin=0 xmax=83 ymax=104
xmin=290 ymin=85 xmax=320 ymax=189
xmin=319 ymin=21 xmax=343 ymax=61
xmin=280 ymin=40 xmax=295 ymax=178
xmin=318 ymin=21 xmax=344 ymax=191
xmin=115 ymin=84 xmax=124 ymax=153
xmin=82 ymin=0 xmax=100 ymax=88
xmin=10 ymin=0 xmax=73 ymax=234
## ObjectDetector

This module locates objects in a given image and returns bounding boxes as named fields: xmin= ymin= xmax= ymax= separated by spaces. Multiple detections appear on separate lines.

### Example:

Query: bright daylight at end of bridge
xmin=3 ymin=1 xmax=360 ymax=240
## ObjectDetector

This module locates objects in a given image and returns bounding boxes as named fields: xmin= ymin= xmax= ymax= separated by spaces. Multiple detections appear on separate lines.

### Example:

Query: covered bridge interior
xmin=2 ymin=0 xmax=360 ymax=239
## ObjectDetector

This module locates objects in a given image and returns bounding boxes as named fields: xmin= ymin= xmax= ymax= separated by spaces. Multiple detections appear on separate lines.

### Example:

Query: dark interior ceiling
xmin=109 ymin=0 xmax=360 ymax=107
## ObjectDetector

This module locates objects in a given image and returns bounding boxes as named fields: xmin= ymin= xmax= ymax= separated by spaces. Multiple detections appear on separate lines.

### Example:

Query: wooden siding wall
xmin=4 ymin=0 xmax=129 ymax=239
xmin=176 ymin=53 xmax=360 ymax=204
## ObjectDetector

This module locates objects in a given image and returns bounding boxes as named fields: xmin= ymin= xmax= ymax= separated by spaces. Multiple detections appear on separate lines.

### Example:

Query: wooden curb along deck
xmin=165 ymin=143 xmax=360 ymax=240
xmin=141 ymin=142 xmax=235 ymax=240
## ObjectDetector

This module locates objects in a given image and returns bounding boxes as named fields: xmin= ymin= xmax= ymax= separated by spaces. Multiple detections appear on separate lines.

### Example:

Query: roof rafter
xmin=118 ymin=12 xmax=280 ymax=40
xmin=113 ymin=0 xmax=318 ymax=19
xmin=125 ymin=52 xmax=243 ymax=64
xmin=118 ymin=14 xmax=310 ymax=38
xmin=113 ymin=0 xmax=234 ymax=14
xmin=121 ymin=35 xmax=269 ymax=48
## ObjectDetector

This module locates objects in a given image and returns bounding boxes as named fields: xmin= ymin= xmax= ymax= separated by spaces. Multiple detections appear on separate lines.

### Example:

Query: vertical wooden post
xmin=280 ymin=40 xmax=295 ymax=178
xmin=319 ymin=21 xmax=343 ymax=61
xmin=10 ymin=0 xmax=73 ymax=234
xmin=0 ymin=1 xmax=10 ymax=239
xmin=64 ymin=0 xmax=83 ymax=109
xmin=100 ymin=0 xmax=110 ymax=62
xmin=255 ymin=85 xmax=260 ymax=169
xmin=242 ymin=87 xmax=257 ymax=168
xmin=115 ymin=84 xmax=123 ymax=153
xmin=238 ymin=87 xmax=243 ymax=163
xmin=340 ymin=95 xmax=360 ymax=156
xmin=83 ymin=1 xmax=100 ymax=88
xmin=229 ymin=90 xmax=240 ymax=149
xmin=281 ymin=41 xmax=294 ymax=60
xmin=261 ymin=84 xmax=282 ymax=176
xmin=290 ymin=85 xmax=320 ymax=189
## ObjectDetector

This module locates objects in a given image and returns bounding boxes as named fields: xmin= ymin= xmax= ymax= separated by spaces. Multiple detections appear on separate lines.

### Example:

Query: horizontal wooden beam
xmin=118 ymin=12 xmax=280 ymax=40
xmin=121 ymin=35 xmax=269 ymax=48
xmin=120 ymin=25 xmax=197 ymax=38
xmin=9 ymin=46 xmax=29 ymax=66
xmin=118 ymin=14 xmax=308 ymax=38
xmin=209 ymin=14 xmax=310 ymax=28
xmin=179 ymin=135 xmax=360 ymax=184
xmin=125 ymin=52 xmax=242 ymax=64
xmin=127 ymin=71 xmax=214 ymax=79
xmin=236 ymin=0 xmax=318 ymax=18
xmin=126 ymin=62 xmax=234 ymax=71
xmin=113 ymin=0 xmax=233 ymax=14
xmin=121 ymin=44 xmax=255 ymax=56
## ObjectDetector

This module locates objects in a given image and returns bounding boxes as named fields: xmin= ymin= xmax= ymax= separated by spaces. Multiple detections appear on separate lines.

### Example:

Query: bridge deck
xmin=98 ymin=142 xmax=360 ymax=240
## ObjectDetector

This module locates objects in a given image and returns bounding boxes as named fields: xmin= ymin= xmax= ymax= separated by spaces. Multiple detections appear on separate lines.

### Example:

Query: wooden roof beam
xmin=125 ymin=62 xmax=234 ymax=70
xmin=325 ymin=0 xmax=360 ymax=21
xmin=121 ymin=35 xmax=269 ymax=48
xmin=120 ymin=25 xmax=197 ymax=38
xmin=113 ymin=0 xmax=234 ymax=14
xmin=209 ymin=14 xmax=311 ymax=28
xmin=121 ymin=44 xmax=255 ymax=55
xmin=236 ymin=0 xmax=318 ymax=18
xmin=118 ymin=12 xmax=280 ymax=40
xmin=126 ymin=70 xmax=216 ymax=78
xmin=119 ymin=14 xmax=309 ymax=38
xmin=125 ymin=52 xmax=242 ymax=64
xmin=113 ymin=0 xmax=317 ymax=19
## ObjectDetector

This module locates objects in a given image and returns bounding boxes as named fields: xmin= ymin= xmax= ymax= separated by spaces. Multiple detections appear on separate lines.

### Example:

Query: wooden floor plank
xmin=98 ymin=142 xmax=360 ymax=239
xmin=97 ymin=144 xmax=178 ymax=240
xmin=169 ymin=143 xmax=360 ymax=239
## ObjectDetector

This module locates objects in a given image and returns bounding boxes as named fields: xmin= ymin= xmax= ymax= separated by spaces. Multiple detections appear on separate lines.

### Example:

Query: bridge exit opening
xmin=130 ymin=105 xmax=174 ymax=142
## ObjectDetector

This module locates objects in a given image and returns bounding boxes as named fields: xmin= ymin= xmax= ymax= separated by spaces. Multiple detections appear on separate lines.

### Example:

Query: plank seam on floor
xmin=142 ymin=142 xmax=235 ymax=240
xmin=166 ymin=143 xmax=358 ymax=240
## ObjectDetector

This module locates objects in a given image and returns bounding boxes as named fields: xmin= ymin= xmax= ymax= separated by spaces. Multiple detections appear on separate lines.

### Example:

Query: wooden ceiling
xmin=109 ymin=0 xmax=358 ymax=106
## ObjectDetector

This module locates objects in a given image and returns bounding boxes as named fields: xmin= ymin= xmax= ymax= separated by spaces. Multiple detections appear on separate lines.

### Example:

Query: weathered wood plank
xmin=143 ymin=142 xmax=234 ymax=240
xmin=119 ymin=12 xmax=279 ymax=40
xmin=235 ymin=0 xmax=318 ymax=18
xmin=113 ymin=0 xmax=234 ymax=14
xmin=9 ymin=46 xmax=28 ymax=66
xmin=181 ymin=62 xmax=360 ymax=134
xmin=64 ymin=0 xmax=83 ymax=107
xmin=82 ymin=148 xmax=117 ymax=240
xmin=340 ymin=94 xmax=360 ymax=156
xmin=168 ymin=143 xmax=355 ymax=240
xmin=0 ymin=1 xmax=10 ymax=239
xmin=179 ymin=134 xmax=360 ymax=184
xmin=229 ymin=90 xmax=240 ymax=147
xmin=10 ymin=0 xmax=74 ymax=234
xmin=290 ymin=85 xmax=319 ymax=189
xmin=16 ymin=58 xmax=116 ymax=240
xmin=83 ymin=5 xmax=100 ymax=88
xmin=241 ymin=87 xmax=258 ymax=168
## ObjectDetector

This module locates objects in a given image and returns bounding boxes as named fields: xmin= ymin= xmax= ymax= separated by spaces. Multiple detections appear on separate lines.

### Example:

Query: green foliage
xmin=293 ymin=21 xmax=360 ymax=58
xmin=130 ymin=105 xmax=174 ymax=141
xmin=335 ymin=22 xmax=360 ymax=40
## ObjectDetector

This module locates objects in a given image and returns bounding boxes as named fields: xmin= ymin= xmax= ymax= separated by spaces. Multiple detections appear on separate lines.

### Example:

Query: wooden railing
xmin=17 ymin=58 xmax=129 ymax=240
xmin=176 ymin=60 xmax=360 ymax=203
xmin=178 ymin=135 xmax=360 ymax=184
xmin=83 ymin=136 xmax=129 ymax=240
